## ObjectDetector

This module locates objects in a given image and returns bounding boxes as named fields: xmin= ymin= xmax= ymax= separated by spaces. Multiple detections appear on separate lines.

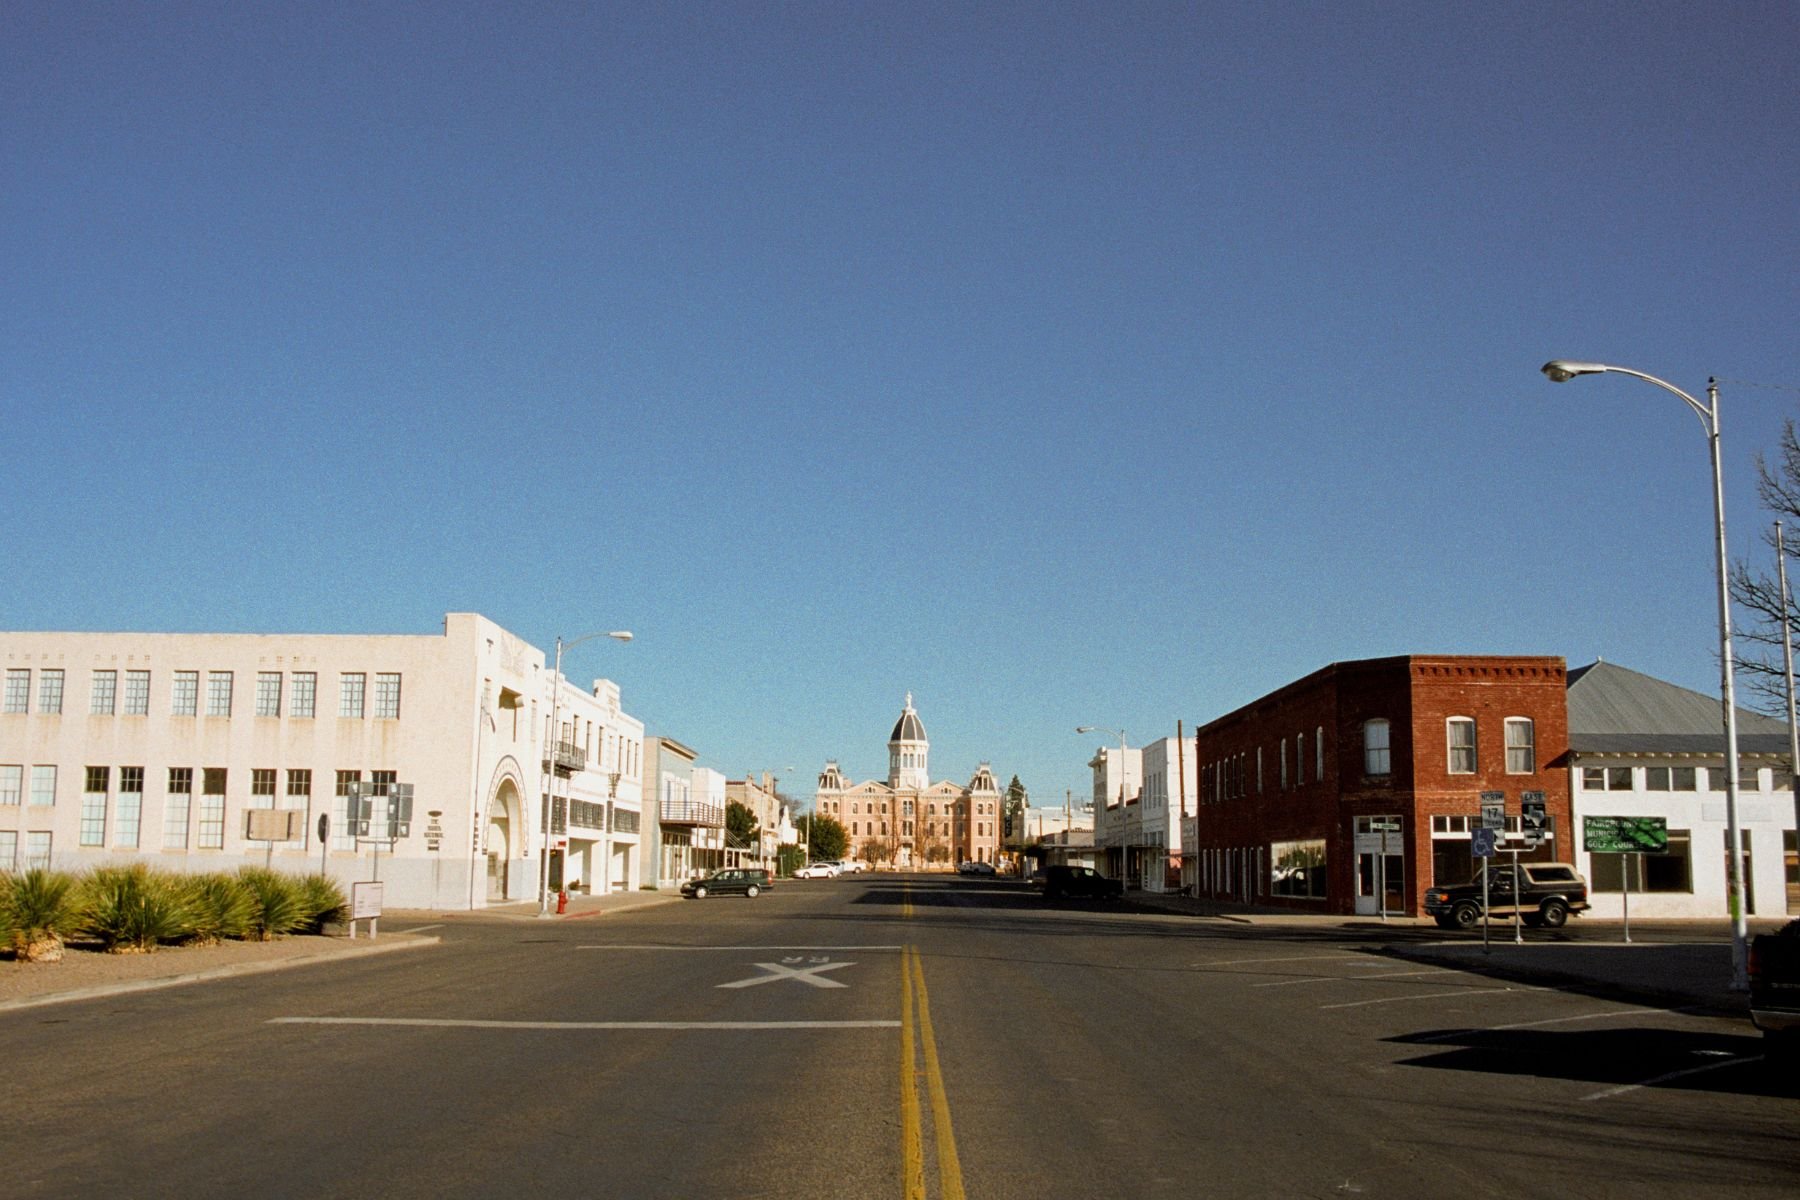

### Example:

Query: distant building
xmin=644 ymin=738 xmax=722 ymax=885
xmin=0 ymin=613 xmax=646 ymax=910
xmin=1086 ymin=736 xmax=1193 ymax=892
xmin=1566 ymin=660 xmax=1797 ymax=919
xmin=812 ymin=694 xmax=1002 ymax=868
xmin=1192 ymin=655 xmax=1571 ymax=916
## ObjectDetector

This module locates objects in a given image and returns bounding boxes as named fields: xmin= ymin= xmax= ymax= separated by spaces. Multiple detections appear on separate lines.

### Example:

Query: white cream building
xmin=0 ymin=612 xmax=644 ymax=910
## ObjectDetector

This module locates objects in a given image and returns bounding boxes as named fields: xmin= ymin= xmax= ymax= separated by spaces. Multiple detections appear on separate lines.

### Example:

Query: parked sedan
xmin=792 ymin=862 xmax=836 ymax=879
xmin=680 ymin=869 xmax=771 ymax=899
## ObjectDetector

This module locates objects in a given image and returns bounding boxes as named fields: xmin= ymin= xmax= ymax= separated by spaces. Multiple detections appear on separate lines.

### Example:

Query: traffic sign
xmin=1520 ymin=791 xmax=1547 ymax=846
xmin=1471 ymin=827 xmax=1498 ymax=858
xmin=1480 ymin=791 xmax=1505 ymax=831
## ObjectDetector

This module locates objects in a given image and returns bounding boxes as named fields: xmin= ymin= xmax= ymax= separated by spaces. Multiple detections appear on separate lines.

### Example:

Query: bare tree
xmin=1730 ymin=418 xmax=1800 ymax=711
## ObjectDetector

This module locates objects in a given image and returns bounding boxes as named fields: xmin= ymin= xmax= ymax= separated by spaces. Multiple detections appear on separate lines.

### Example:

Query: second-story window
xmin=206 ymin=671 xmax=233 ymax=717
xmin=339 ymin=673 xmax=366 ymax=718
xmin=1447 ymin=718 xmax=1477 ymax=774
xmin=90 ymin=670 xmax=117 ymax=715
xmin=1505 ymin=718 xmax=1535 ymax=774
xmin=1364 ymin=719 xmax=1391 ymax=776
xmin=256 ymin=672 xmax=282 ymax=717
xmin=374 ymin=673 xmax=401 ymax=719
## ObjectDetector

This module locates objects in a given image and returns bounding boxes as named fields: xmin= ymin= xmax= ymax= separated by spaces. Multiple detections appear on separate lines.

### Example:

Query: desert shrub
xmin=3 ymin=868 xmax=83 ymax=961
xmin=183 ymin=872 xmax=256 ymax=943
xmin=80 ymin=864 xmax=194 ymax=952
xmin=237 ymin=868 xmax=309 ymax=941
xmin=297 ymin=874 xmax=346 ymax=932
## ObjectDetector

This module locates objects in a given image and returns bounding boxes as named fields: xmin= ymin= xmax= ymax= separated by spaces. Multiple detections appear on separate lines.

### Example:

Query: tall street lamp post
xmin=539 ymin=629 xmax=633 ymax=918
xmin=1077 ymin=725 xmax=1128 ymax=881
xmin=1542 ymin=360 xmax=1748 ymax=988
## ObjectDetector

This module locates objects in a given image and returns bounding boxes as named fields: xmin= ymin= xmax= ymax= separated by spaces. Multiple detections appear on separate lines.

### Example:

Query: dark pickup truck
xmin=1422 ymin=862 xmax=1590 ymax=930
xmin=1748 ymin=919 xmax=1800 ymax=1055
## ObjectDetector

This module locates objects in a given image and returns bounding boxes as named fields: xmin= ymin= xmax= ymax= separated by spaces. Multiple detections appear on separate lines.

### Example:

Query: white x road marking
xmin=718 ymin=960 xmax=855 ymax=989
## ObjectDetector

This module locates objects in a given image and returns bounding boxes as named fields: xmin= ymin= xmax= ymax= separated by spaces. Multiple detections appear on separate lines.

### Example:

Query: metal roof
xmin=1566 ymin=660 xmax=1790 ymax=756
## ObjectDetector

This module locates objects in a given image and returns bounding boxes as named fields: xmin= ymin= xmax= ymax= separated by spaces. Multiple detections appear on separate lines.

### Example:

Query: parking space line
xmin=579 ymin=944 xmax=904 ymax=951
xmin=1253 ymin=970 xmax=1446 ymax=989
xmin=1195 ymin=954 xmax=1377 ymax=969
xmin=270 ymin=1017 xmax=899 ymax=1030
xmin=1581 ymin=1055 xmax=1762 ymax=1102
xmin=1413 ymin=1009 xmax=1655 ymax=1043
xmin=1321 ymin=988 xmax=1522 ymax=1010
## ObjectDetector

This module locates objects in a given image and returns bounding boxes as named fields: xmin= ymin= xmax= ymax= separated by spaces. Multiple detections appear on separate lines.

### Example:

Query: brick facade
xmin=1192 ymin=656 xmax=1569 ymax=915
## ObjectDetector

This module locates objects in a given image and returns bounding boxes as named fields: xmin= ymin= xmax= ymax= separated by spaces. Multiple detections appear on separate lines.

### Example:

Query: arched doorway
xmin=487 ymin=775 xmax=523 ymax=902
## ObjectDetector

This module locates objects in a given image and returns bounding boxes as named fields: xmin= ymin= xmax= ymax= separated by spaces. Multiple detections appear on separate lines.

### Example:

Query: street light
xmin=1542 ymin=359 xmax=1749 ymax=989
xmin=539 ymin=630 xmax=633 ymax=917
xmin=1077 ymin=725 xmax=1129 ymax=880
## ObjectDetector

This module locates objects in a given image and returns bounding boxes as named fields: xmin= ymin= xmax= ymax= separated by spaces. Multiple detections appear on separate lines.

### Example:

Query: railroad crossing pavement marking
xmin=718 ymin=959 xmax=856 ymax=989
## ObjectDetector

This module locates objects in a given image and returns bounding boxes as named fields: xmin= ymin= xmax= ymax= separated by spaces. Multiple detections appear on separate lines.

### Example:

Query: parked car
xmin=792 ymin=862 xmax=835 ymax=879
xmin=839 ymin=860 xmax=871 ymax=874
xmin=1749 ymin=919 xmax=1800 ymax=1056
xmin=957 ymin=860 xmax=996 ymax=876
xmin=1422 ymin=862 xmax=1590 ymax=929
xmin=680 ymin=868 xmax=772 ymax=899
xmin=813 ymin=860 xmax=844 ymax=876
xmin=1043 ymin=865 xmax=1124 ymax=900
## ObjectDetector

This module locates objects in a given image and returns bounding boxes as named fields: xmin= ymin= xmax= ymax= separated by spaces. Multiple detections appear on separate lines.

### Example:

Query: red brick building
xmin=1191 ymin=656 xmax=1570 ymax=916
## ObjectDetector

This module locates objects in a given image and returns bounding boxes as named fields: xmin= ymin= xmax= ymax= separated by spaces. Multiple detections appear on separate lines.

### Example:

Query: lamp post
xmin=539 ymin=629 xmax=632 ymax=917
xmin=1077 ymin=725 xmax=1128 ymax=881
xmin=1542 ymin=360 xmax=1748 ymax=988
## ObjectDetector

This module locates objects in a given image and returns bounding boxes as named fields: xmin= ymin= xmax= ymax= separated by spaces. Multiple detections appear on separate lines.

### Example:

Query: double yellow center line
xmin=899 ymin=941 xmax=964 ymax=1200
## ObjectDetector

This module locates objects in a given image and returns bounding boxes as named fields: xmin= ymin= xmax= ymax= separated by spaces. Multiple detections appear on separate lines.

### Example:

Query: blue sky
xmin=5 ymin=3 xmax=1797 ymax=807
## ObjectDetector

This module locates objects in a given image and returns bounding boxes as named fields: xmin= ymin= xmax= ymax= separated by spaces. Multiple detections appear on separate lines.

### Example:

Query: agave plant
xmin=182 ymin=872 xmax=256 ymax=943
xmin=297 ymin=874 xmax=347 ymax=933
xmin=3 ymin=868 xmax=83 ymax=962
xmin=81 ymin=864 xmax=194 ymax=953
xmin=236 ymin=868 xmax=308 ymax=941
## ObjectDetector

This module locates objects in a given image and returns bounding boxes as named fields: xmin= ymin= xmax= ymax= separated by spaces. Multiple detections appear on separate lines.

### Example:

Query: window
xmin=287 ymin=768 xmax=312 ymax=799
xmin=1363 ymin=719 xmax=1391 ymax=775
xmin=256 ymin=672 xmax=282 ymax=717
xmin=206 ymin=671 xmax=233 ymax=717
xmin=117 ymin=766 xmax=143 ymax=848
xmin=1296 ymin=732 xmax=1306 ymax=785
xmin=81 ymin=766 xmax=108 ymax=846
xmin=1315 ymin=726 xmax=1324 ymax=780
xmin=39 ymin=670 xmax=64 ymax=714
xmin=292 ymin=672 xmax=317 ymax=718
xmin=123 ymin=670 xmax=150 ymax=715
xmin=25 ymin=832 xmax=51 ymax=871
xmin=4 ymin=669 xmax=28 ymax=713
xmin=1582 ymin=766 xmax=1633 ymax=791
xmin=0 ymin=831 xmax=14 ymax=871
xmin=0 ymin=765 xmax=19 ymax=805
xmin=172 ymin=671 xmax=199 ymax=716
xmin=374 ymin=672 xmax=401 ymax=718
xmin=1504 ymin=718 xmax=1535 ymax=774
xmin=339 ymin=673 xmax=366 ymax=718
xmin=90 ymin=670 xmax=117 ymax=715
xmin=1591 ymin=830 xmax=1693 ymax=893
xmin=252 ymin=768 xmax=277 ymax=805
xmin=1446 ymin=718 xmax=1477 ymax=774
xmin=1270 ymin=839 xmax=1328 ymax=900
xmin=30 ymin=765 xmax=57 ymax=807
xmin=199 ymin=768 xmax=227 ymax=848
xmin=334 ymin=771 xmax=361 ymax=850
xmin=1279 ymin=738 xmax=1288 ymax=788
xmin=1645 ymin=766 xmax=1698 ymax=792
xmin=164 ymin=768 xmax=193 ymax=849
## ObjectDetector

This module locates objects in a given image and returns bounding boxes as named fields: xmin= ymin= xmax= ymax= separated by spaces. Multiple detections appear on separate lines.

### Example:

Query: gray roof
xmin=890 ymin=705 xmax=926 ymax=744
xmin=1567 ymin=660 xmax=1791 ymax=756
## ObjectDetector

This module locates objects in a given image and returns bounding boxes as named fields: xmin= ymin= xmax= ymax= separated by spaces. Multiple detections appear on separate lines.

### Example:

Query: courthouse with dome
xmin=812 ymin=695 xmax=1002 ymax=868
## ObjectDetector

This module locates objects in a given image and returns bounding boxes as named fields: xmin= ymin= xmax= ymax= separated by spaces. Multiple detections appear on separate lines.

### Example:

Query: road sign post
xmin=1584 ymin=816 xmax=1669 ymax=944
xmin=1471 ymin=825 xmax=1498 ymax=955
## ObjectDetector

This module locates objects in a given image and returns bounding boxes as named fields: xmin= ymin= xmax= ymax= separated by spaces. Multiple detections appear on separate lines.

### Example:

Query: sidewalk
xmin=448 ymin=887 xmax=683 ymax=921
xmin=1123 ymin=887 xmax=1762 ymax=1016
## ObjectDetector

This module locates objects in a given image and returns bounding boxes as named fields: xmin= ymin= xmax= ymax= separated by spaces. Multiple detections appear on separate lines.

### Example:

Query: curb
xmin=0 ymin=933 xmax=440 ymax=1014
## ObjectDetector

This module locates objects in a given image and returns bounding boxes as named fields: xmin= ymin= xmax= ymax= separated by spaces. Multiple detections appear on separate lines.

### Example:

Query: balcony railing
xmin=660 ymin=799 xmax=724 ymax=827
xmin=543 ymin=740 xmax=586 ymax=775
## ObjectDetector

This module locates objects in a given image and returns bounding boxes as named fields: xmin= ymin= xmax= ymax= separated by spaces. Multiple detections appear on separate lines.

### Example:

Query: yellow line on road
xmin=900 ymin=945 xmax=925 ymax=1200
xmin=910 ymin=946 xmax=966 ymax=1200
xmin=902 ymin=881 xmax=913 ymax=919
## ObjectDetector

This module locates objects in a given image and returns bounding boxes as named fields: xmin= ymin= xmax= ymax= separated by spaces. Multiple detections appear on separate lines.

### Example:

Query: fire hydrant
xmin=556 ymin=889 xmax=569 ymax=914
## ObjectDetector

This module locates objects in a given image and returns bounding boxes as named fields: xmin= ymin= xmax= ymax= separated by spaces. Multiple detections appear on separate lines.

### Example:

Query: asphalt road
xmin=4 ymin=876 xmax=1795 ymax=1199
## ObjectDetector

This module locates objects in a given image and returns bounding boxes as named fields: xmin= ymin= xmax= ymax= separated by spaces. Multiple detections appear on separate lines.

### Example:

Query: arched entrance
xmin=487 ymin=775 xmax=523 ymax=902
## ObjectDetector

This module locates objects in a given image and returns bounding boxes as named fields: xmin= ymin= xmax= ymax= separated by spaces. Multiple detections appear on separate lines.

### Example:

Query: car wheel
xmin=1451 ymin=902 xmax=1481 ymax=930
xmin=746 ymin=885 xmax=760 ymax=898
xmin=1539 ymin=899 xmax=1569 ymax=928
xmin=694 ymin=885 xmax=707 ymax=899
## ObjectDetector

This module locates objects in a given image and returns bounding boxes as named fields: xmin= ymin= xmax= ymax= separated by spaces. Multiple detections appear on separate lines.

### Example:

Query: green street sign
xmin=1583 ymin=815 xmax=1669 ymax=854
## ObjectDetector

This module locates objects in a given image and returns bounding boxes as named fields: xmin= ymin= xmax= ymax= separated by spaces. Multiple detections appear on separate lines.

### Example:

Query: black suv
xmin=1423 ymin=862 xmax=1590 ymax=929
xmin=1043 ymin=865 xmax=1125 ymax=901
